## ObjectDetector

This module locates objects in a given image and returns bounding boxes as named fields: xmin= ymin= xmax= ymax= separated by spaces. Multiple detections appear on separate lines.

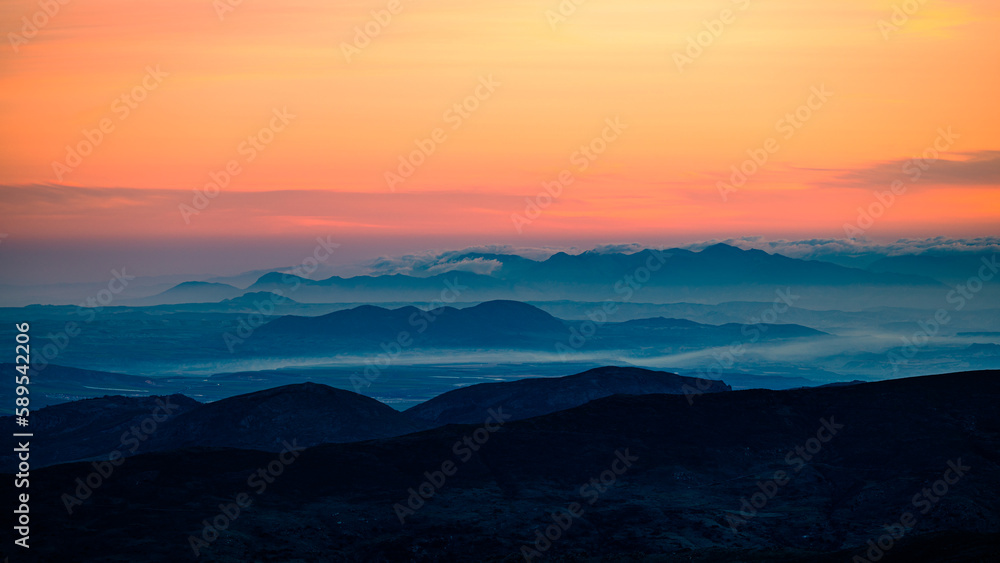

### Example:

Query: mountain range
xmin=133 ymin=244 xmax=951 ymax=308
xmin=0 ymin=366 xmax=725 ymax=471
xmin=4 ymin=368 xmax=997 ymax=562
xmin=243 ymin=300 xmax=828 ymax=356
xmin=404 ymin=365 xmax=731 ymax=425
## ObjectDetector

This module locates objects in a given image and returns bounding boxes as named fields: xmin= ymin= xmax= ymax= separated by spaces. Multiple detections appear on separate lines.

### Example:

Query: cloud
xmin=363 ymin=246 xmax=561 ymax=277
xmin=684 ymin=236 xmax=1000 ymax=259
xmin=362 ymin=242 xmax=688 ymax=277
xmin=588 ymin=243 xmax=646 ymax=255
xmin=423 ymin=258 xmax=503 ymax=276
xmin=360 ymin=237 xmax=1000 ymax=278
xmin=834 ymin=150 xmax=1000 ymax=188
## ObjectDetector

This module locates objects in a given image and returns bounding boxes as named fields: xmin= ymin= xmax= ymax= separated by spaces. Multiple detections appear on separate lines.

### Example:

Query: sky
xmin=1 ymin=0 xmax=998 ymax=283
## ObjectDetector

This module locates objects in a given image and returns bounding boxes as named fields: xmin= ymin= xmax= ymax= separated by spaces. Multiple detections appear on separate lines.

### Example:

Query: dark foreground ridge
xmin=142 ymin=382 xmax=432 ymax=454
xmin=0 ymin=394 xmax=199 ymax=470
xmin=2 ymin=370 xmax=998 ymax=561
xmin=405 ymin=365 xmax=731 ymax=425
xmin=1 ymin=366 xmax=722 ymax=470
xmin=0 ymin=382 xmax=428 ymax=472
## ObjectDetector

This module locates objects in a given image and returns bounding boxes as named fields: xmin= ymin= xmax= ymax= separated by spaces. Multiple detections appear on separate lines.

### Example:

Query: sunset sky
xmin=1 ymin=0 xmax=998 ymax=281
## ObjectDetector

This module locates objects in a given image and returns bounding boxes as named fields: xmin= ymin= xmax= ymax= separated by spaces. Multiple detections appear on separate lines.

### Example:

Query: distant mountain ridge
xmin=137 ymin=281 xmax=242 ymax=305
xmin=866 ymin=252 xmax=998 ymax=284
xmin=257 ymin=299 xmax=567 ymax=343
xmin=246 ymin=300 xmax=826 ymax=355
xmin=251 ymin=244 xmax=939 ymax=288
xmin=142 ymin=244 xmax=947 ymax=307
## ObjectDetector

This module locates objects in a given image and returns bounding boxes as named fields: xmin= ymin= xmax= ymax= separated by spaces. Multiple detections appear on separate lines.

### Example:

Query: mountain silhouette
xmin=9 ymin=369 xmax=998 ymax=562
xmin=405 ymin=365 xmax=731 ymax=425
xmin=143 ymin=382 xmax=429 ymax=453
xmin=137 ymin=281 xmax=242 ymax=305
xmin=0 ymin=394 xmax=199 ymax=471
xmin=208 ymin=244 xmax=949 ymax=307
xmin=252 ymin=300 xmax=570 ymax=349
xmin=248 ymin=300 xmax=825 ymax=356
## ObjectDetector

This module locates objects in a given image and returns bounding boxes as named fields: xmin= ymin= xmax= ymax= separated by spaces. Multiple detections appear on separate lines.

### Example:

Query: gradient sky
xmin=1 ymin=0 xmax=998 ymax=281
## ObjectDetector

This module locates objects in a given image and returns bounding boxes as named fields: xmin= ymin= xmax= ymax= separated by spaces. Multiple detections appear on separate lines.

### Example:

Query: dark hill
xmin=138 ymin=281 xmax=243 ymax=305
xmin=145 ymin=382 xmax=429 ymax=452
xmin=253 ymin=300 xmax=570 ymax=350
xmin=9 ymin=370 xmax=999 ymax=562
xmin=248 ymin=300 xmax=825 ymax=357
xmin=405 ymin=366 xmax=731 ymax=425
xmin=0 ymin=394 xmax=199 ymax=471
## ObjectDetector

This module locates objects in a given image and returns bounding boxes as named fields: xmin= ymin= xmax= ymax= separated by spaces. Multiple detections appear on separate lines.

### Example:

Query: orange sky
xmin=1 ymin=0 xmax=998 ymax=244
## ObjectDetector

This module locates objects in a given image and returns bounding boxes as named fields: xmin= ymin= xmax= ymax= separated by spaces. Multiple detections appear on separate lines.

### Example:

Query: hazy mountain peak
xmin=701 ymin=242 xmax=744 ymax=254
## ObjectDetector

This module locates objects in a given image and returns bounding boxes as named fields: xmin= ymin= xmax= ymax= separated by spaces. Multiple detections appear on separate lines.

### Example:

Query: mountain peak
xmin=700 ymin=243 xmax=744 ymax=255
xmin=405 ymin=365 xmax=730 ymax=424
xmin=175 ymin=281 xmax=234 ymax=288
xmin=468 ymin=299 xmax=548 ymax=313
xmin=464 ymin=300 xmax=566 ymax=330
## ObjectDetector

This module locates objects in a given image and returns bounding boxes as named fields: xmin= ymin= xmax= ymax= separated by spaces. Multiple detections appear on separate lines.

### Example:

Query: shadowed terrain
xmin=4 ymin=370 xmax=998 ymax=562
xmin=142 ymin=382 xmax=432 ymax=454
xmin=2 ymin=367 xmax=729 ymax=470
xmin=0 ymin=394 xmax=199 ymax=471
xmin=405 ymin=365 xmax=731 ymax=425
